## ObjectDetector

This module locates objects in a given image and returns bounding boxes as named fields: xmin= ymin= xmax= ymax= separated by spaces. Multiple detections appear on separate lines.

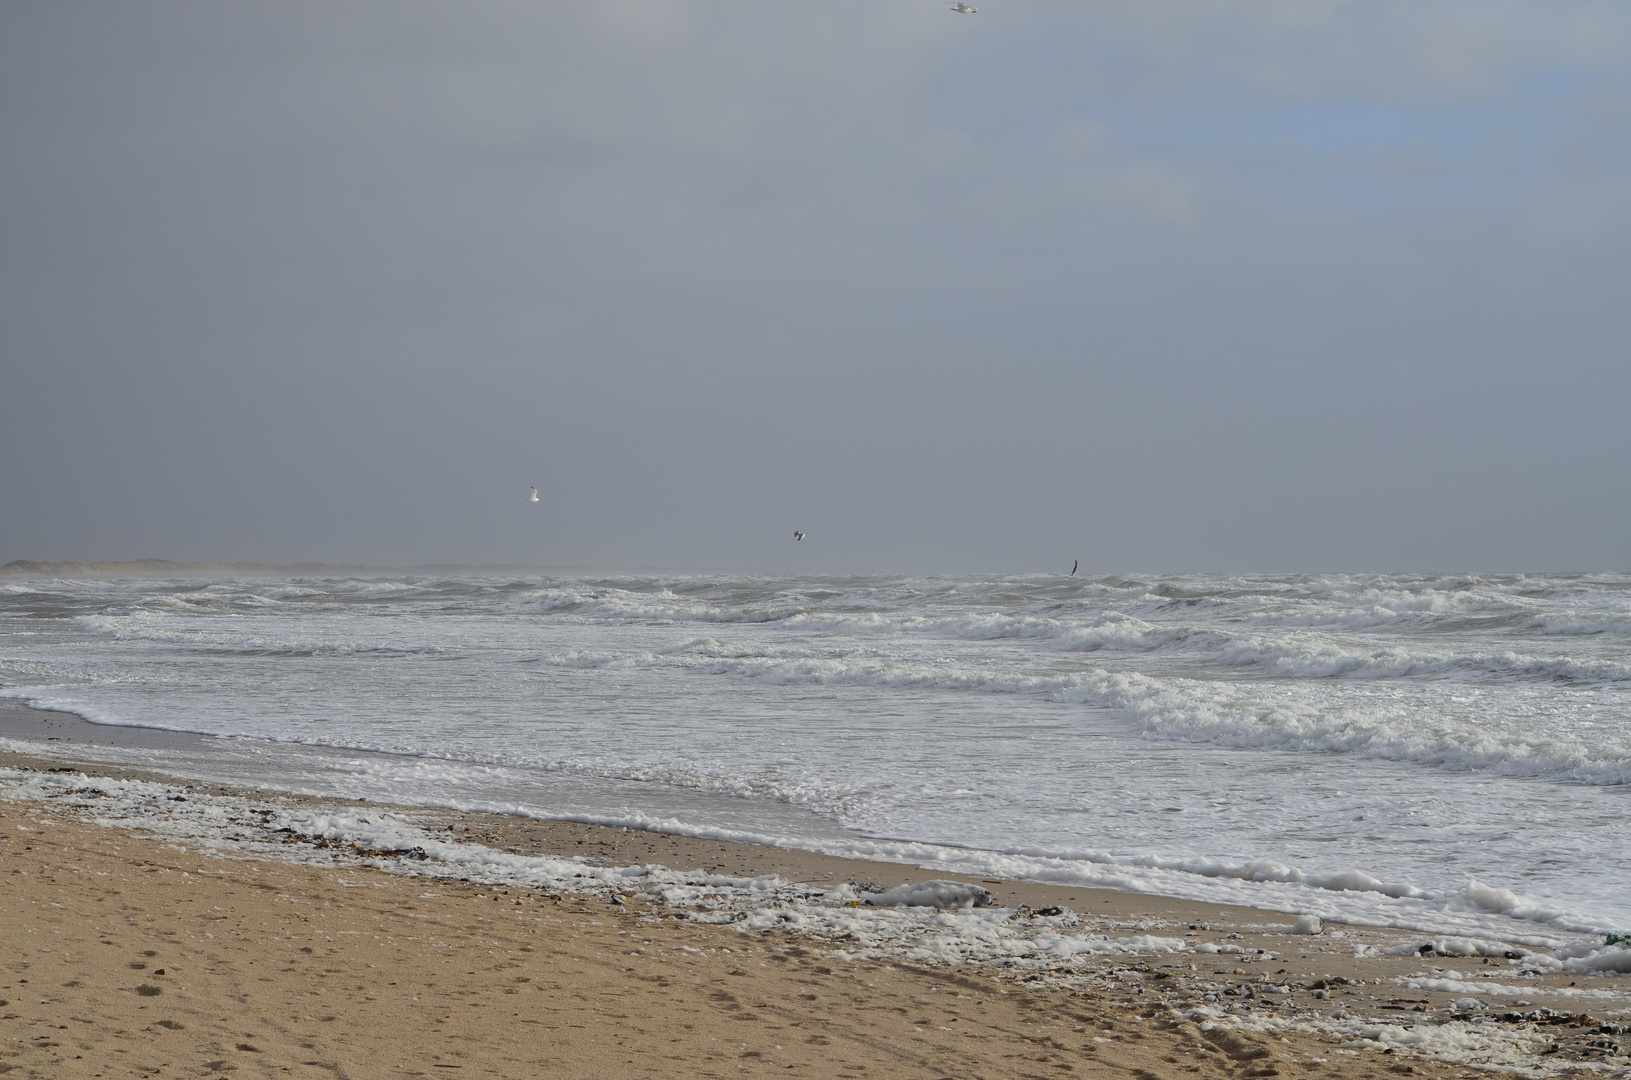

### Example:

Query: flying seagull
xmin=793 ymin=531 xmax=805 ymax=542
xmin=1071 ymin=560 xmax=1078 ymax=576
xmin=527 ymin=486 xmax=539 ymax=503
xmin=950 ymin=3 xmax=976 ymax=11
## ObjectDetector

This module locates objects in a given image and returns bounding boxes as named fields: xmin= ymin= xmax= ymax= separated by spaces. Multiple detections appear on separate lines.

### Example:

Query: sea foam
xmin=4 ymin=569 xmax=1629 ymax=940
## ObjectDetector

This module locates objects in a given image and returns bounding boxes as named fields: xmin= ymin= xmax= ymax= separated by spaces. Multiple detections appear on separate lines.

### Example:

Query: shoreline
xmin=0 ymin=701 xmax=1310 ymax=921
xmin=3 ymin=709 xmax=1629 ymax=1075
xmin=0 ymin=698 xmax=1618 ymax=945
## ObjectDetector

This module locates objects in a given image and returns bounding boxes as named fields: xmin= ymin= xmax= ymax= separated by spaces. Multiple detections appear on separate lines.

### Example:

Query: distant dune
xmin=0 ymin=559 xmax=608 ymax=577
xmin=0 ymin=559 xmax=373 ymax=577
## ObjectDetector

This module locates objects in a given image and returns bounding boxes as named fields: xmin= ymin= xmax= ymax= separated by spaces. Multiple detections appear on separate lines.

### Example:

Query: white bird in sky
xmin=950 ymin=3 xmax=976 ymax=12
xmin=527 ymin=486 xmax=539 ymax=503
xmin=793 ymin=531 xmax=805 ymax=542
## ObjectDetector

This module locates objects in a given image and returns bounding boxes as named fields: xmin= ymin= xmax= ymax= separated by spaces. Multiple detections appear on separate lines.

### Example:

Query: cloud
xmin=0 ymin=0 xmax=1627 ymax=569
xmin=1035 ymin=0 xmax=1631 ymax=102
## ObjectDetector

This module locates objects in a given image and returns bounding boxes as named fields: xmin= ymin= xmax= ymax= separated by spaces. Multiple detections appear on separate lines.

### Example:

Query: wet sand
xmin=3 ymin=703 xmax=1627 ymax=1077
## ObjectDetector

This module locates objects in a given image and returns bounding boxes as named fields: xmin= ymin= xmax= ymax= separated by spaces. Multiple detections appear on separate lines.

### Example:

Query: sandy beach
xmin=3 ymin=707 xmax=1628 ymax=1078
xmin=6 ymin=0 xmax=1628 ymax=1068
xmin=1 ymin=802 xmax=1434 ymax=1080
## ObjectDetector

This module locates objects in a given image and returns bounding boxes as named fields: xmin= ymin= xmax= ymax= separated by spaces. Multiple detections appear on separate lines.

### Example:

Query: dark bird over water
xmin=1071 ymin=560 xmax=1078 ymax=576
xmin=793 ymin=531 xmax=805 ymax=542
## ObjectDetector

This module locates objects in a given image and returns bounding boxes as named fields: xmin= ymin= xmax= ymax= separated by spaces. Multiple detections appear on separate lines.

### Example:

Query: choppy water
xmin=2 ymin=571 xmax=1627 ymax=944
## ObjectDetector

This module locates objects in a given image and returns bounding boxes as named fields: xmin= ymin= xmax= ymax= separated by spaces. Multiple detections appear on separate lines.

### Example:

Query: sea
xmin=2 ymin=570 xmax=1627 ymax=947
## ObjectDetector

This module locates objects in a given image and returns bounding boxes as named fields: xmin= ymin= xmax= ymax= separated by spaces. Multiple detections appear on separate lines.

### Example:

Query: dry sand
xmin=3 ymin=724 xmax=1627 ymax=1079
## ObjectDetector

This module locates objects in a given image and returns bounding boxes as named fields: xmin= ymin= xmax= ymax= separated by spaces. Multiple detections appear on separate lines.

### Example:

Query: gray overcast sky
xmin=3 ymin=1 xmax=1628 ymax=573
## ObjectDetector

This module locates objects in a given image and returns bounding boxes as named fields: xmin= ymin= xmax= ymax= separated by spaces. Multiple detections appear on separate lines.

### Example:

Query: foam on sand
xmin=861 ymin=879 xmax=994 ymax=908
xmin=0 ymin=767 xmax=1215 ymax=970
xmin=5 ymin=765 xmax=1621 ymax=982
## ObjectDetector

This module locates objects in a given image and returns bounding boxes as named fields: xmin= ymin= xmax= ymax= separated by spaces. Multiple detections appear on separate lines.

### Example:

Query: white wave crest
xmin=1211 ymin=633 xmax=1631 ymax=683
xmin=1096 ymin=670 xmax=1631 ymax=786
